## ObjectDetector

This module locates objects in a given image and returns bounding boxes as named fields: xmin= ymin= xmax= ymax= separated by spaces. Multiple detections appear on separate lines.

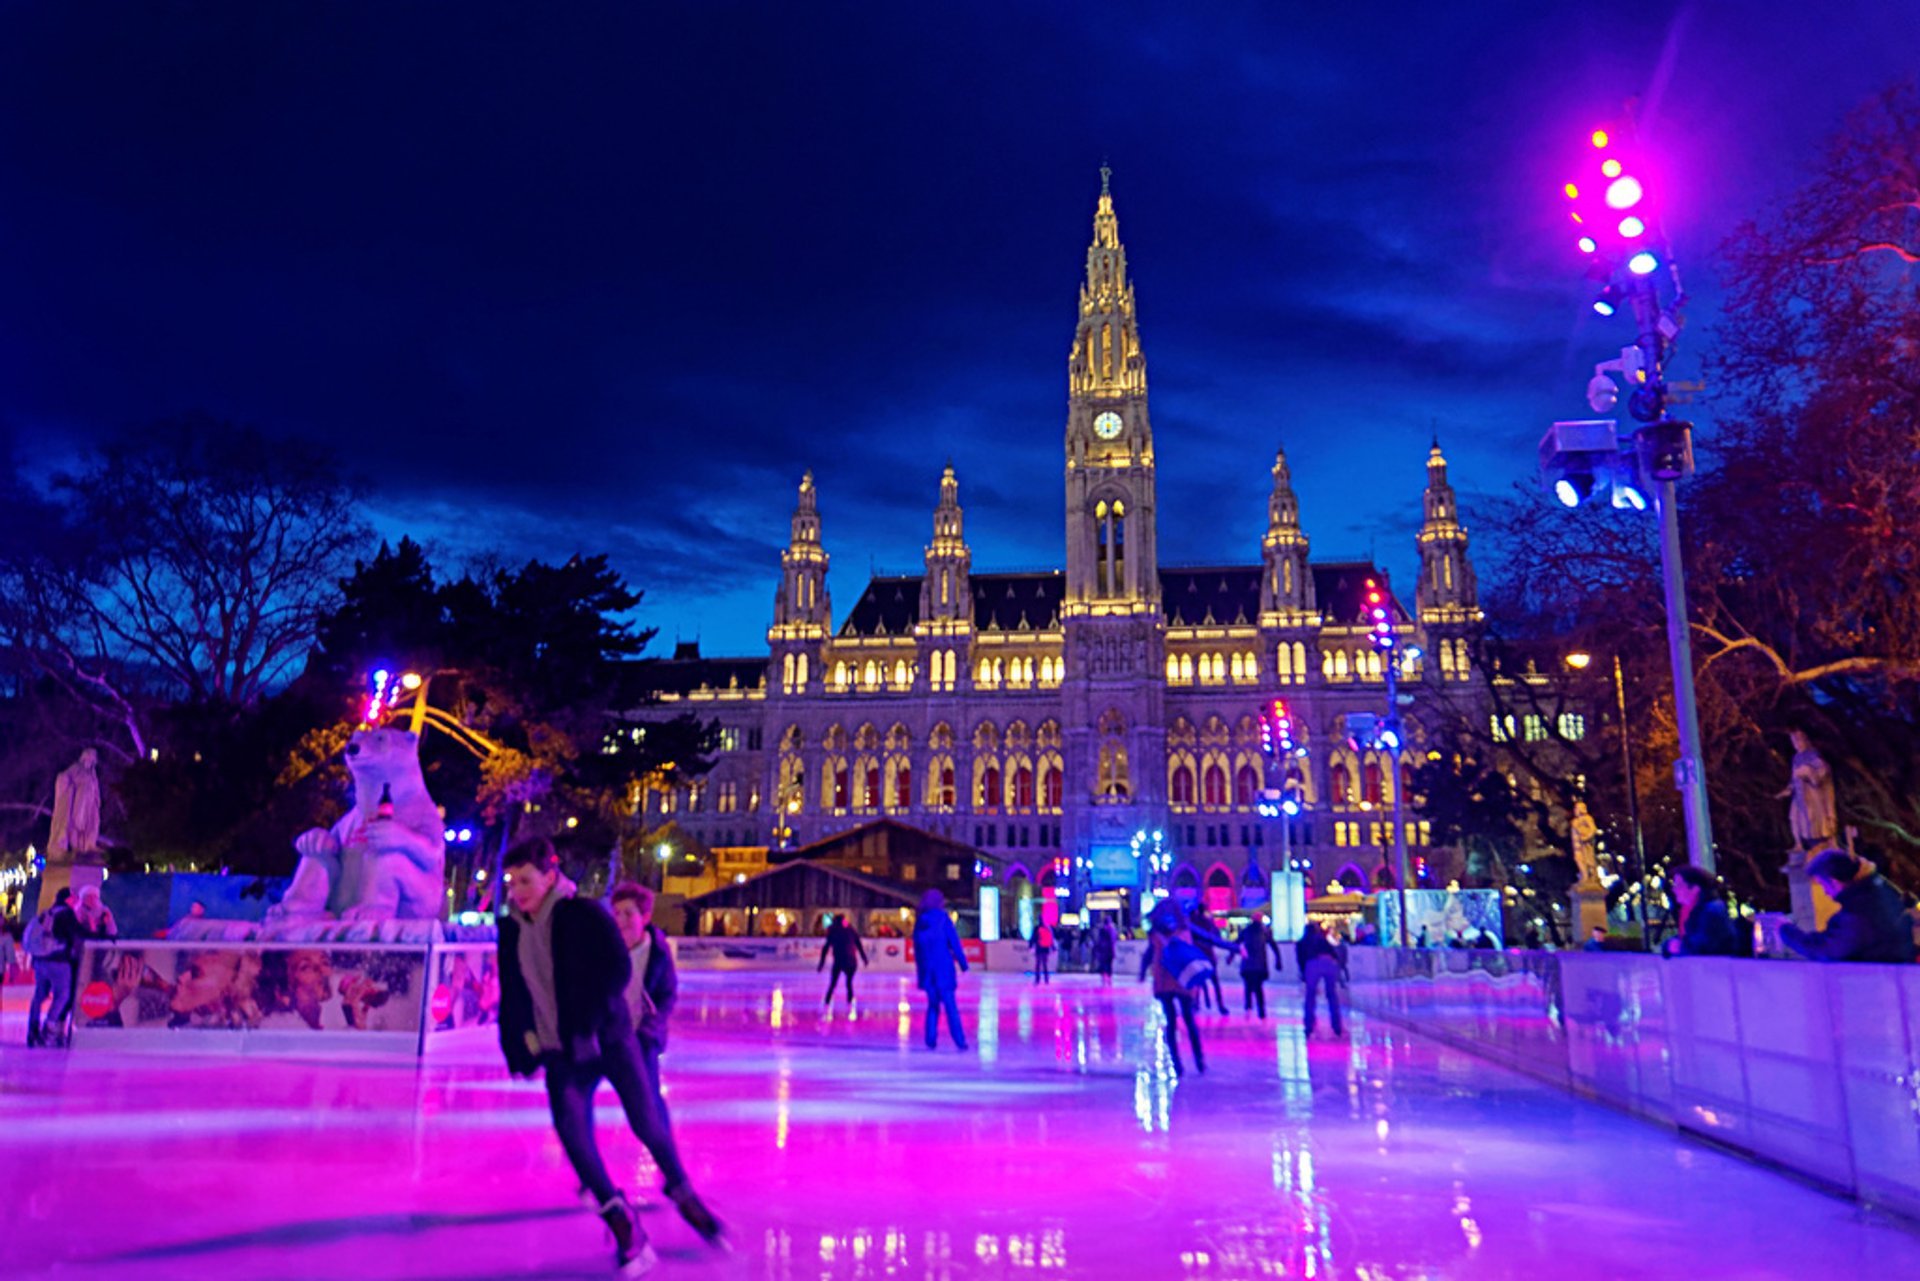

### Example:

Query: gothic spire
xmin=1070 ymin=167 xmax=1147 ymax=399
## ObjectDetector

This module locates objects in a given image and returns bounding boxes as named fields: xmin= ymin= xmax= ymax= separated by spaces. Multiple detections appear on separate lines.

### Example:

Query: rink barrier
xmin=1345 ymin=948 xmax=1920 ymax=1221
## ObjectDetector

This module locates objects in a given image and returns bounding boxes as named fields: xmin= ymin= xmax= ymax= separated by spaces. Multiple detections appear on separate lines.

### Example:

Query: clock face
xmin=1093 ymin=411 xmax=1123 ymax=440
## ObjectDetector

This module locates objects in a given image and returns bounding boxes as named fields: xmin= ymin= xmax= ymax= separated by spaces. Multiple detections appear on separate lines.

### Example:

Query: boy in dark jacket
xmin=1782 ymin=849 xmax=1917 ymax=964
xmin=611 ymin=882 xmax=678 ymax=1128
xmin=498 ymin=840 xmax=724 ymax=1274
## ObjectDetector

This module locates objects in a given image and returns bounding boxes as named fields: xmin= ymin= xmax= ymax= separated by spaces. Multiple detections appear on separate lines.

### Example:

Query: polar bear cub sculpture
xmin=272 ymin=727 xmax=447 ymax=922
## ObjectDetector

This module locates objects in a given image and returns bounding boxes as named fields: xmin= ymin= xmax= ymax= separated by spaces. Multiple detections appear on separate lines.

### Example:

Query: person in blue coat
xmin=1661 ymin=866 xmax=1741 ymax=957
xmin=913 ymin=889 xmax=970 ymax=1050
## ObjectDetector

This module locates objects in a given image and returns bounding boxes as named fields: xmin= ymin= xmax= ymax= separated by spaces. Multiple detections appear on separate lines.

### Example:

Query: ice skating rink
xmin=5 ymin=970 xmax=1918 ymax=1279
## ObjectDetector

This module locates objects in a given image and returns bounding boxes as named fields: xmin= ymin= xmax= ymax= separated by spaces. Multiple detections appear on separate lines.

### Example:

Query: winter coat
xmin=632 ymin=923 xmax=678 ymax=1051
xmin=498 ymin=893 xmax=636 ymax=1077
xmin=1296 ymin=929 xmax=1340 ymax=975
xmin=819 ymin=921 xmax=868 ymax=972
xmin=1672 ymin=899 xmax=1740 ymax=957
xmin=1782 ymin=871 xmax=1918 ymax=964
xmin=1092 ymin=924 xmax=1118 ymax=964
xmin=1237 ymin=922 xmax=1281 ymax=978
xmin=914 ymin=908 xmax=968 ymax=994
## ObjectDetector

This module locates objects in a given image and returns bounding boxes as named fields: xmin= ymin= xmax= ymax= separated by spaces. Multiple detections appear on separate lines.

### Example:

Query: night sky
xmin=2 ymin=3 xmax=1914 ymax=655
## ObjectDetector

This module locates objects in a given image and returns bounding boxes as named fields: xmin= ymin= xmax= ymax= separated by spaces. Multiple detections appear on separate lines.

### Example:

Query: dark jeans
xmin=638 ymin=1037 xmax=669 ymax=1129
xmin=1303 ymin=957 xmax=1343 ymax=1035
xmin=923 ymin=988 xmax=966 ymax=1048
xmin=1033 ymin=948 xmax=1050 ymax=984
xmin=824 ymin=965 xmax=857 ymax=1005
xmin=1157 ymin=992 xmax=1204 ymax=1073
xmin=1242 ymin=973 xmax=1268 ymax=1018
xmin=542 ymin=1038 xmax=688 ymax=1205
xmin=1204 ymin=969 xmax=1226 ymax=1013
xmin=28 ymin=960 xmax=73 ymax=1045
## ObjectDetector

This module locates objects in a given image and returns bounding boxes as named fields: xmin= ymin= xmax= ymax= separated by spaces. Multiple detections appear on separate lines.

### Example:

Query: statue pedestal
xmin=36 ymin=861 xmax=104 ymax=914
xmin=1783 ymin=849 xmax=1818 ymax=932
xmin=1569 ymin=880 xmax=1609 ymax=941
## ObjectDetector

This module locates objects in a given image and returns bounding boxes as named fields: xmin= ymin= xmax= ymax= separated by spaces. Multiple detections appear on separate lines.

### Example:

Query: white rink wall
xmin=1346 ymin=947 xmax=1920 ymax=1221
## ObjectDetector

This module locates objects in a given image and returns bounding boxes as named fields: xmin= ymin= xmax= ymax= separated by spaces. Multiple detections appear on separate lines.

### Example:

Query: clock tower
xmin=1064 ymin=167 xmax=1159 ymax=616
xmin=1061 ymin=168 xmax=1169 ymax=908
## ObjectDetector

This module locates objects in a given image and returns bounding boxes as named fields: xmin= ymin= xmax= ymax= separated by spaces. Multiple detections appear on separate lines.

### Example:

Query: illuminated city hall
xmin=636 ymin=173 xmax=1487 ymax=927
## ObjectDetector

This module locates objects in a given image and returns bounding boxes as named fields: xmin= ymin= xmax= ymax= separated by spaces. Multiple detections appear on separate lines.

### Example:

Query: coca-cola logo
xmin=429 ymin=984 xmax=453 ymax=1023
xmin=78 ymin=981 xmax=115 ymax=1021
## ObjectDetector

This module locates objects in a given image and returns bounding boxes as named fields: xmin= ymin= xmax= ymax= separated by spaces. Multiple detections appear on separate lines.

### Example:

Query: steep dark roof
xmin=840 ymin=572 xmax=1067 ymax=637
xmin=836 ymin=564 xmax=1410 ymax=635
xmin=681 ymin=859 xmax=921 ymax=911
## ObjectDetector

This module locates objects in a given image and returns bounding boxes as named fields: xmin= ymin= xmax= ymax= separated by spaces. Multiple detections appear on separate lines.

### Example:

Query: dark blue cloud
xmin=1 ymin=2 xmax=1914 ymax=652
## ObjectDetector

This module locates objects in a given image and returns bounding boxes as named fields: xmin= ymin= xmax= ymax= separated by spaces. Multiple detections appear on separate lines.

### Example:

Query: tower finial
xmin=1100 ymin=160 xmax=1111 ymax=197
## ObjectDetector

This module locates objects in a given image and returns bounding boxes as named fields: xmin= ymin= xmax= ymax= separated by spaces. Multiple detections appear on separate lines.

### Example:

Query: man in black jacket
xmin=498 ymin=839 xmax=725 ymax=1275
xmin=25 ymin=888 xmax=79 ymax=1048
xmin=818 ymin=914 xmax=867 ymax=1008
xmin=1783 ymin=849 xmax=1917 ymax=964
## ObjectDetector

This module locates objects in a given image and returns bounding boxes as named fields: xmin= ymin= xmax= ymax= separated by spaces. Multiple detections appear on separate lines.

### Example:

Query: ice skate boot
xmin=597 ymin=1192 xmax=657 ymax=1276
xmin=668 ymin=1185 xmax=731 ymax=1252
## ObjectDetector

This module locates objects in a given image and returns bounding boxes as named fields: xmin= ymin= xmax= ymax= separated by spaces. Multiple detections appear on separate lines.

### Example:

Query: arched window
xmin=1042 ymin=759 xmax=1063 ymax=810
xmin=1013 ymin=763 xmax=1034 ymax=810
xmin=938 ymin=760 xmax=956 ymax=807
xmin=1330 ymin=761 xmax=1352 ymax=807
xmin=1170 ymin=762 xmax=1196 ymax=807
xmin=795 ymin=653 xmax=809 ymax=689
xmin=1235 ymin=763 xmax=1260 ymax=806
xmin=1179 ymin=653 xmax=1193 ymax=682
xmin=860 ymin=759 xmax=881 ymax=811
xmin=981 ymin=764 xmax=1002 ymax=811
xmin=1362 ymin=759 xmax=1385 ymax=807
xmin=831 ymin=760 xmax=849 ymax=810
xmin=1202 ymin=763 xmax=1227 ymax=809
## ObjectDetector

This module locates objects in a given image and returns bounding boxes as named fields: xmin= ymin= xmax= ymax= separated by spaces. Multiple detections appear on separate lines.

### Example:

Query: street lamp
xmin=1545 ymin=116 xmax=1717 ymax=875
xmin=1565 ymin=650 xmax=1648 ymax=941
xmin=1364 ymin=577 xmax=1412 ymax=946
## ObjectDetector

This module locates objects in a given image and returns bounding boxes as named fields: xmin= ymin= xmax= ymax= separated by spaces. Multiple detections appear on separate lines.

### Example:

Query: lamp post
xmin=654 ymin=841 xmax=673 ymax=891
xmin=1566 ymin=650 xmax=1648 ymax=940
xmin=1547 ymin=118 xmax=1717 ymax=875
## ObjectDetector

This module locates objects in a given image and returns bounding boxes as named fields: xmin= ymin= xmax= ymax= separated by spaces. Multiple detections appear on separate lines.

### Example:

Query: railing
xmin=1345 ymin=948 xmax=1920 ymax=1221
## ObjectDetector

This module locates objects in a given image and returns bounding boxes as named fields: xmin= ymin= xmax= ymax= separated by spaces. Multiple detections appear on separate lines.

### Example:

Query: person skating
xmin=1029 ymin=918 xmax=1054 ymax=985
xmin=610 ymin=883 xmax=677 ymax=1134
xmin=1296 ymin=921 xmax=1345 ymax=1038
xmin=913 ymin=889 xmax=969 ymax=1049
xmin=1092 ymin=917 xmax=1118 ymax=986
xmin=497 ymin=839 xmax=725 ymax=1275
xmin=1236 ymin=914 xmax=1283 ymax=1018
xmin=1187 ymin=904 xmax=1228 ymax=1014
xmin=1140 ymin=900 xmax=1232 ymax=1075
xmin=24 ymin=888 xmax=79 ymax=1048
xmin=817 ymin=914 xmax=868 ymax=1007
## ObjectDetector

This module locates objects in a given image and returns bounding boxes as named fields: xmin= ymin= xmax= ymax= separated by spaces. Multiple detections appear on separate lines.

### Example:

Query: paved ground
xmin=5 ymin=969 xmax=1918 ymax=1279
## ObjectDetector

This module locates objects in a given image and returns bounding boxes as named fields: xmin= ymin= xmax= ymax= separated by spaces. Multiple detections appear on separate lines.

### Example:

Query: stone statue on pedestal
xmin=48 ymin=748 xmax=104 ymax=867
xmin=1570 ymin=800 xmax=1601 ymax=885
xmin=1779 ymin=729 xmax=1837 ymax=852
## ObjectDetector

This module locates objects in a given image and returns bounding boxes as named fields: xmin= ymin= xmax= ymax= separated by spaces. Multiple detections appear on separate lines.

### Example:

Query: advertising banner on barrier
xmin=1376 ymin=889 xmax=1505 ymax=948
xmin=426 ymin=943 xmax=500 ymax=1033
xmin=74 ymin=942 xmax=426 ymax=1041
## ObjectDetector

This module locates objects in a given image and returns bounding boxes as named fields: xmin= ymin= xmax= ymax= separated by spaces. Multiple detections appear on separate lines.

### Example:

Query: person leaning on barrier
xmin=1661 ymin=866 xmax=1740 ymax=958
xmin=1781 ymin=849 xmax=1917 ymax=965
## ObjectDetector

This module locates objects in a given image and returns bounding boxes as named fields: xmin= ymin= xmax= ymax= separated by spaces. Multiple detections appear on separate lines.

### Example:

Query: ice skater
xmin=1296 ymin=921 xmax=1345 ymax=1038
xmin=611 ymin=883 xmax=677 ymax=1130
xmin=1029 ymin=917 xmax=1054 ymax=984
xmin=24 ymin=887 xmax=78 ymax=1048
xmin=1140 ymin=900 xmax=1232 ymax=1075
xmin=913 ymin=889 xmax=969 ymax=1049
xmin=1236 ymin=913 xmax=1282 ymax=1018
xmin=1092 ymin=917 xmax=1118 ymax=986
xmin=1188 ymin=904 xmax=1228 ymax=1014
xmin=817 ymin=914 xmax=867 ymax=1007
xmin=498 ymin=839 xmax=725 ymax=1275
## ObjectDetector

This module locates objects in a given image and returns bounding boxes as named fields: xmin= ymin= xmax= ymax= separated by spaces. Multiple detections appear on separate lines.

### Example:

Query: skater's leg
xmin=1179 ymin=993 xmax=1205 ymax=1070
xmin=544 ymin=1058 xmax=618 ymax=1204
xmin=1156 ymin=994 xmax=1184 ymax=1073
xmin=604 ymin=1039 xmax=691 ymax=1193
xmin=923 ymin=994 xmax=939 ymax=1048
xmin=942 ymin=990 xmax=967 ymax=1049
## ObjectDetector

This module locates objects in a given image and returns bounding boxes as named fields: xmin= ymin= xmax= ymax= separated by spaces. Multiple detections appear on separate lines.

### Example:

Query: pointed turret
xmin=1259 ymin=447 xmax=1315 ymax=620
xmin=919 ymin=463 xmax=972 ymax=626
xmin=770 ymin=473 xmax=830 ymax=692
xmin=1416 ymin=442 xmax=1482 ymax=679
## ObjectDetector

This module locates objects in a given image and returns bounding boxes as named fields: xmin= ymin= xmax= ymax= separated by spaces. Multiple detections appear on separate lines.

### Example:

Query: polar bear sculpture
xmin=270 ymin=727 xmax=447 ymax=923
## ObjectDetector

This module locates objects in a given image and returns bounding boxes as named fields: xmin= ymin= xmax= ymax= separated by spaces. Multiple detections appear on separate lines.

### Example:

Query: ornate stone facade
xmin=634 ymin=174 xmax=1486 ymax=923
